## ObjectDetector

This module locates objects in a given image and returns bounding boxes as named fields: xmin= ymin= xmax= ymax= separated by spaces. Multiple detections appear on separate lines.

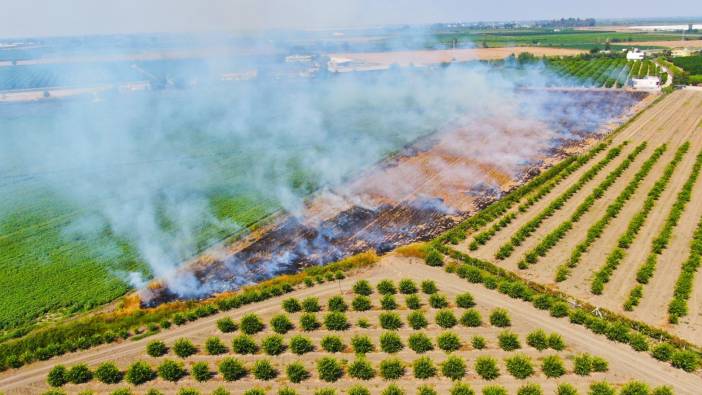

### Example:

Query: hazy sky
xmin=0 ymin=0 xmax=699 ymax=38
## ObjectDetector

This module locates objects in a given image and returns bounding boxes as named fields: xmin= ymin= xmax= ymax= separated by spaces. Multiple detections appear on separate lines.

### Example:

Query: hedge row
xmin=557 ymin=144 xmax=669 ymax=281
xmin=0 ymin=252 xmax=378 ymax=372
xmin=47 ymin=350 xmax=606 ymax=390
xmin=520 ymin=142 xmax=647 ymax=268
xmin=495 ymin=143 xmax=626 ymax=260
xmin=436 ymin=247 xmax=702 ymax=372
xmin=468 ymin=142 xmax=608 ymax=250
xmin=589 ymin=143 xmax=683 ymax=293
xmin=668 ymin=151 xmax=702 ymax=322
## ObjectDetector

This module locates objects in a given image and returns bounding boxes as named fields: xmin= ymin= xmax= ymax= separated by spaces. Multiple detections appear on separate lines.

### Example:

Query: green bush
xmin=620 ymin=381 xmax=649 ymax=395
xmin=549 ymin=302 xmax=569 ymax=317
xmin=532 ymin=295 xmax=552 ymax=310
xmin=301 ymin=297 xmax=321 ymax=312
xmin=299 ymin=313 xmax=320 ymax=331
xmin=348 ymin=385 xmax=371 ymax=395
xmin=671 ymin=349 xmax=699 ymax=372
xmin=471 ymin=336 xmax=486 ymax=350
xmin=157 ymin=359 xmax=185 ymax=382
xmin=377 ymin=280 xmax=397 ymax=295
xmin=352 ymin=295 xmax=372 ymax=311
xmin=497 ymin=330 xmax=520 ymax=351
xmin=408 ymin=311 xmax=428 ymax=329
xmin=482 ymin=386 xmax=507 ymax=395
xmin=628 ymin=333 xmax=649 ymax=352
xmin=328 ymin=296 xmax=348 ymax=312
xmin=146 ymin=340 xmax=168 ymax=357
xmin=240 ymin=313 xmax=265 ymax=335
xmin=489 ymin=308 xmax=511 ymax=327
xmin=94 ymin=362 xmax=123 ymax=384
xmin=591 ymin=356 xmax=609 ymax=372
xmin=286 ymin=362 xmax=310 ymax=383
xmin=405 ymin=294 xmax=422 ymax=309
xmin=435 ymin=309 xmax=458 ymax=328
xmin=321 ymin=335 xmax=345 ymax=353
xmin=429 ymin=293 xmax=449 ymax=308
xmin=441 ymin=356 xmax=466 ymax=380
xmin=270 ymin=314 xmax=294 ymax=334
xmin=437 ymin=331 xmax=462 ymax=352
xmin=526 ymin=329 xmax=547 ymax=351
xmin=381 ymin=384 xmax=404 ymax=395
xmin=474 ymin=356 xmax=500 ymax=380
xmin=173 ymin=338 xmax=197 ymax=358
xmin=216 ymin=317 xmax=237 ymax=333
xmin=651 ymin=343 xmax=675 ymax=361
xmin=399 ymin=279 xmax=419 ymax=294
xmin=191 ymin=361 xmax=211 ymax=382
xmin=573 ymin=353 xmax=592 ymax=376
xmin=421 ymin=280 xmax=438 ymax=294
xmin=652 ymin=386 xmax=674 ymax=395
xmin=379 ymin=312 xmax=403 ymax=329
xmin=243 ymin=388 xmax=265 ymax=395
xmin=417 ymin=385 xmax=437 ymax=395
xmin=450 ymin=383 xmax=475 ymax=395
xmin=47 ymin=365 xmax=68 ymax=387
xmin=205 ymin=336 xmax=227 ymax=355
xmin=231 ymin=334 xmax=258 ymax=354
xmin=379 ymin=357 xmax=405 ymax=379
xmin=177 ymin=388 xmax=200 ymax=395
xmin=66 ymin=364 xmax=92 ymax=384
xmin=408 ymin=333 xmax=434 ymax=353
xmin=548 ymin=333 xmax=565 ymax=351
xmin=324 ymin=312 xmax=350 ymax=330
xmin=589 ymin=382 xmax=615 ymax=395
xmin=505 ymin=354 xmax=533 ymax=379
xmin=425 ymin=248 xmax=444 ymax=267
xmin=351 ymin=335 xmax=375 ymax=354
xmin=252 ymin=359 xmax=277 ymax=380
xmin=348 ymin=358 xmax=375 ymax=380
xmin=282 ymin=298 xmax=302 ymax=313
xmin=455 ymin=293 xmax=475 ymax=308
xmin=357 ymin=318 xmax=371 ymax=328
xmin=413 ymin=356 xmax=437 ymax=379
xmin=380 ymin=331 xmax=404 ymax=353
xmin=353 ymin=280 xmax=373 ymax=295
xmin=317 ymin=357 xmax=344 ymax=382
xmin=110 ymin=389 xmax=132 ymax=395
xmin=278 ymin=387 xmax=296 ymax=395
xmin=290 ymin=335 xmax=315 ymax=354
xmin=261 ymin=334 xmax=287 ymax=355
xmin=516 ymin=384 xmax=543 ymax=395
xmin=218 ymin=358 xmax=247 ymax=381
xmin=541 ymin=355 xmax=566 ymax=378
xmin=125 ymin=361 xmax=155 ymax=385
xmin=556 ymin=383 xmax=578 ymax=395
xmin=460 ymin=309 xmax=482 ymax=327
xmin=381 ymin=295 xmax=398 ymax=310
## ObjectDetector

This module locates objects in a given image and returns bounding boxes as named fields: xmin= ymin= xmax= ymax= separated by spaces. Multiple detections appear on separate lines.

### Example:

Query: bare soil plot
xmin=626 ymin=40 xmax=702 ymax=48
xmin=1 ymin=257 xmax=695 ymax=394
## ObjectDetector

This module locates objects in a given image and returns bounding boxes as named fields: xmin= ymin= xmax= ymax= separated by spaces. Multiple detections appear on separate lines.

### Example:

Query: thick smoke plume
xmin=0 ymin=39 xmax=639 ymax=301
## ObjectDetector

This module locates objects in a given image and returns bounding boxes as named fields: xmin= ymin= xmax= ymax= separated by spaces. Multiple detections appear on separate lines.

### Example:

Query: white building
xmin=626 ymin=48 xmax=645 ymax=61
xmin=632 ymin=75 xmax=661 ymax=90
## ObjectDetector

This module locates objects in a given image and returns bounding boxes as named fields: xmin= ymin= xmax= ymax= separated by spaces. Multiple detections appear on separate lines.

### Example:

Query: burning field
xmin=142 ymin=89 xmax=649 ymax=305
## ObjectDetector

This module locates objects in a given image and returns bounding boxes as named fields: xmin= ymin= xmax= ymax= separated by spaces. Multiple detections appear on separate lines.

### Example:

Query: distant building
xmin=632 ymin=75 xmax=661 ymax=90
xmin=671 ymin=48 xmax=695 ymax=57
xmin=626 ymin=48 xmax=645 ymax=60
xmin=285 ymin=55 xmax=314 ymax=63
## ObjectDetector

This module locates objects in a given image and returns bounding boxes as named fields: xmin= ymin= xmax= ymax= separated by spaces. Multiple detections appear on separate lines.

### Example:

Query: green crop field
xmin=547 ymin=57 xmax=661 ymax=87
xmin=433 ymin=30 xmax=680 ymax=50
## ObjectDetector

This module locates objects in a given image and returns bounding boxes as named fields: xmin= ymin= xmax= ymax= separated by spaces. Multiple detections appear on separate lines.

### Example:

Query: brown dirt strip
xmin=3 ymin=257 xmax=701 ymax=394
xmin=626 ymin=40 xmax=702 ymax=48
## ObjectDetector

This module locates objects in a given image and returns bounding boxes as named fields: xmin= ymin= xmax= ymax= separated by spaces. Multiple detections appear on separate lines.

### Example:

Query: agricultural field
xmin=547 ymin=58 xmax=661 ymax=87
xmin=0 ymin=258 xmax=695 ymax=394
xmin=669 ymin=55 xmax=702 ymax=85
xmin=446 ymin=89 xmax=702 ymax=344
xmin=432 ymin=30 xmax=680 ymax=50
